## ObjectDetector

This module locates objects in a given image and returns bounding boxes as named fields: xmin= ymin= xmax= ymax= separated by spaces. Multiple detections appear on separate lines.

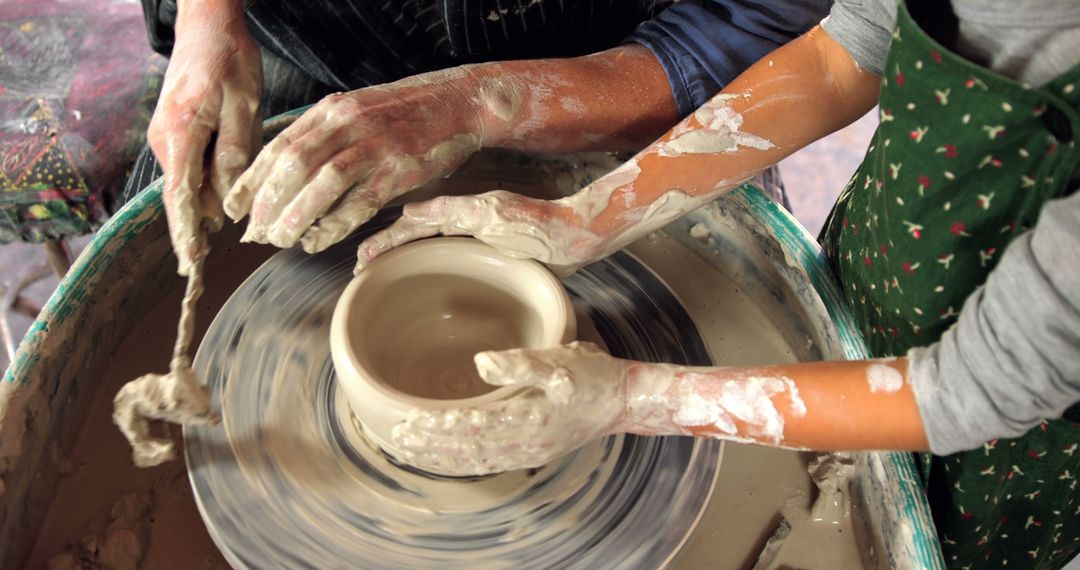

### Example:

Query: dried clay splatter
xmin=658 ymin=94 xmax=775 ymax=157
xmin=866 ymin=362 xmax=904 ymax=394
xmin=669 ymin=373 xmax=806 ymax=444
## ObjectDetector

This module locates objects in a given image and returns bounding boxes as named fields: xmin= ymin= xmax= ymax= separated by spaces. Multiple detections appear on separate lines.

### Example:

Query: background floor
xmin=782 ymin=109 xmax=877 ymax=237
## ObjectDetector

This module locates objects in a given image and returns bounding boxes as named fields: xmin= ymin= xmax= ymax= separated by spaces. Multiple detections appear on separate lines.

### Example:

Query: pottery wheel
xmin=185 ymin=208 xmax=722 ymax=569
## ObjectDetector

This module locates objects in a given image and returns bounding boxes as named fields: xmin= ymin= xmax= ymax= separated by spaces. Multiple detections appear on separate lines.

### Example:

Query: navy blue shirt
xmin=140 ymin=0 xmax=664 ymax=89
xmin=628 ymin=0 xmax=832 ymax=117
xmin=143 ymin=1 xmax=827 ymax=97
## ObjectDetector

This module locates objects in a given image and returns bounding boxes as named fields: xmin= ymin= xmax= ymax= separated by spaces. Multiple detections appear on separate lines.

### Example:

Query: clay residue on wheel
xmin=21 ymin=150 xmax=875 ymax=568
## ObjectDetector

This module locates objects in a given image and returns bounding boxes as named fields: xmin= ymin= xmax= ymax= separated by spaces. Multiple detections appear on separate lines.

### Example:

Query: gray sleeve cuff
xmin=907 ymin=341 xmax=1004 ymax=456
xmin=820 ymin=0 xmax=894 ymax=77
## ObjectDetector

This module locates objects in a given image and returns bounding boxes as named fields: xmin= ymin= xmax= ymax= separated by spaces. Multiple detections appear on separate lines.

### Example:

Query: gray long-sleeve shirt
xmin=822 ymin=0 xmax=1080 ymax=454
xmin=909 ymin=190 xmax=1080 ymax=455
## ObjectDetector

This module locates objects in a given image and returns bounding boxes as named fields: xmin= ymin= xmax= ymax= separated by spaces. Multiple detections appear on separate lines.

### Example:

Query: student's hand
xmin=223 ymin=66 xmax=526 ymax=253
xmin=389 ymin=344 xmax=928 ymax=477
xmin=355 ymin=191 xmax=609 ymax=276
xmin=389 ymin=342 xmax=630 ymax=476
xmin=148 ymin=0 xmax=262 ymax=276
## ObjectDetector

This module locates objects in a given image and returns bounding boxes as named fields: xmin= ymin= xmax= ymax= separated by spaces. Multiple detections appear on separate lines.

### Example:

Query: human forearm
xmin=389 ymin=344 xmax=927 ymax=476
xmin=357 ymin=27 xmax=884 ymax=274
xmin=622 ymin=190 xmax=1080 ymax=453
xmin=221 ymin=45 xmax=673 ymax=253
xmin=468 ymin=45 xmax=679 ymax=152
xmin=621 ymin=357 xmax=929 ymax=451
xmin=565 ymin=27 xmax=881 ymax=244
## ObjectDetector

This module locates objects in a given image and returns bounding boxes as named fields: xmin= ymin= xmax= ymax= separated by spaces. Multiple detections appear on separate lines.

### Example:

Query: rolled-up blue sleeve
xmin=627 ymin=0 xmax=832 ymax=117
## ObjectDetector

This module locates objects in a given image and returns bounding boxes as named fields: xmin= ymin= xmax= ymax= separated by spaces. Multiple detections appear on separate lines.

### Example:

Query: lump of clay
xmin=45 ymin=492 xmax=152 ymax=570
xmin=113 ymin=364 xmax=218 ymax=467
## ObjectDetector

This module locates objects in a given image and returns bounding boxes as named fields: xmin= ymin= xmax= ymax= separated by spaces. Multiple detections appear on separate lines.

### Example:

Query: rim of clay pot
xmin=330 ymin=237 xmax=576 ymax=410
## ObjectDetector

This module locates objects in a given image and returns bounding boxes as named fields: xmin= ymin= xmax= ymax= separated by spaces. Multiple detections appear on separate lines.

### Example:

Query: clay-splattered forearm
xmin=390 ymin=343 xmax=928 ymax=476
xmin=359 ymin=27 xmax=881 ymax=274
xmin=471 ymin=45 xmax=680 ymax=152
xmin=559 ymin=26 xmax=883 ymax=256
xmin=621 ymin=357 xmax=929 ymax=451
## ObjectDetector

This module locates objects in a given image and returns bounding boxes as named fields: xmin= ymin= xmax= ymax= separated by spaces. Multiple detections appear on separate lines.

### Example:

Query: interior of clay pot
xmin=364 ymin=273 xmax=539 ymax=400
xmin=334 ymin=237 xmax=574 ymax=404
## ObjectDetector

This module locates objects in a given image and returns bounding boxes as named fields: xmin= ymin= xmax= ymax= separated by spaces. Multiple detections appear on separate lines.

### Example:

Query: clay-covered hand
xmin=390 ymin=341 xmax=630 ymax=476
xmin=356 ymin=149 xmax=663 ymax=275
xmin=223 ymin=67 xmax=519 ymax=253
xmin=148 ymin=0 xmax=262 ymax=276
xmin=356 ymin=191 xmax=608 ymax=276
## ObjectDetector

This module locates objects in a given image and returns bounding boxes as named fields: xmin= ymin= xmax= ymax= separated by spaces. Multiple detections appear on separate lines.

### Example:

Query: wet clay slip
xmin=330 ymin=237 xmax=576 ymax=469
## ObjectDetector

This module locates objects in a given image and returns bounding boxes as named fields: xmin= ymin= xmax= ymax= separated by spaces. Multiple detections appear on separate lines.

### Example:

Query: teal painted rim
xmin=8 ymin=106 xmax=944 ymax=568
xmin=6 ymin=180 xmax=165 ymax=383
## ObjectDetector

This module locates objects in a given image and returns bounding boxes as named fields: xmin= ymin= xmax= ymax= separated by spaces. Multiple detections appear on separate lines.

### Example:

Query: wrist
xmin=617 ymin=362 xmax=679 ymax=435
xmin=462 ymin=63 xmax=527 ymax=148
xmin=177 ymin=0 xmax=245 ymax=31
xmin=555 ymin=157 xmax=646 ymax=247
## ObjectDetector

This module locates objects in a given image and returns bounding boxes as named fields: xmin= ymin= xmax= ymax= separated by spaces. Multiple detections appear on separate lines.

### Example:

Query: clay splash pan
xmin=185 ymin=207 xmax=722 ymax=569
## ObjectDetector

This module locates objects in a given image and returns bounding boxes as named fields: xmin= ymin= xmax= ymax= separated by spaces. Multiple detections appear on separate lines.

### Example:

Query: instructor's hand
xmin=223 ymin=67 xmax=522 ymax=253
xmin=148 ymin=0 xmax=261 ymax=275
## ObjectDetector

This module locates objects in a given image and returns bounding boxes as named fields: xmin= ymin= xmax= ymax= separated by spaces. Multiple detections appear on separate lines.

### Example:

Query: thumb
xmin=474 ymin=346 xmax=576 ymax=405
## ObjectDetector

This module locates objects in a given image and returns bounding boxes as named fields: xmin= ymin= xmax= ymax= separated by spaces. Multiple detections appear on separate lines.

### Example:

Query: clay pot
xmin=330 ymin=237 xmax=576 ymax=468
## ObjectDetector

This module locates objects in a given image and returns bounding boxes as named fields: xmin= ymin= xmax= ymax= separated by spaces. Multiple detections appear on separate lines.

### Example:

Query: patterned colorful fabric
xmin=821 ymin=2 xmax=1080 ymax=568
xmin=0 ymin=1 xmax=164 ymax=243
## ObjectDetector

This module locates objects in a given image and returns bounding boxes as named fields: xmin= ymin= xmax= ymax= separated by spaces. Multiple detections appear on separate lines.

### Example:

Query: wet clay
xmin=26 ymin=156 xmax=873 ymax=568
xmin=25 ymin=230 xmax=872 ymax=569
xmin=185 ymin=233 xmax=717 ymax=567
xmin=112 ymin=255 xmax=218 ymax=468
xmin=392 ymin=341 xmax=630 ymax=475
xmin=334 ymin=236 xmax=576 ymax=469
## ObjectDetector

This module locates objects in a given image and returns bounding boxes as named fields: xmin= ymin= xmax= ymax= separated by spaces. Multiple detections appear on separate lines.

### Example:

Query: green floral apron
xmin=820 ymin=1 xmax=1080 ymax=568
